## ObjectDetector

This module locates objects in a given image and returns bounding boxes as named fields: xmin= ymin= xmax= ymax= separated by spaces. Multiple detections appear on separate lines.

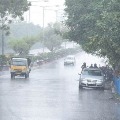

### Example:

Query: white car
xmin=79 ymin=68 xmax=105 ymax=89
xmin=64 ymin=55 xmax=76 ymax=66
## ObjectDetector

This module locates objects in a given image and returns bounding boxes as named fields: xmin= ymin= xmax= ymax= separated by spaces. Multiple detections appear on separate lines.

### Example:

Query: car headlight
xmin=97 ymin=79 xmax=103 ymax=82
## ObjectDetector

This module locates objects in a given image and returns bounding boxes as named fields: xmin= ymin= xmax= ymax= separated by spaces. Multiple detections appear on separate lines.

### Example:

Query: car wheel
xmin=27 ymin=73 xmax=29 ymax=78
xmin=25 ymin=73 xmax=28 ymax=79
xmin=79 ymin=85 xmax=83 ymax=89
xmin=11 ymin=73 xmax=15 ymax=79
xmin=79 ymin=82 xmax=83 ymax=89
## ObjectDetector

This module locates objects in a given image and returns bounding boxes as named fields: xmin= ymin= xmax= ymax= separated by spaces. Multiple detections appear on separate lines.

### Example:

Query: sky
xmin=24 ymin=0 xmax=65 ymax=27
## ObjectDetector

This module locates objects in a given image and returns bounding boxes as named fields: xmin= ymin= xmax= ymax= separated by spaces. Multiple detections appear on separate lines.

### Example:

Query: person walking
xmin=81 ymin=62 xmax=86 ymax=70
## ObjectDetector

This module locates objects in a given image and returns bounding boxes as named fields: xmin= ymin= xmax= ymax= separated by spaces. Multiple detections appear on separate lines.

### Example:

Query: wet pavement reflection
xmin=0 ymin=52 xmax=120 ymax=120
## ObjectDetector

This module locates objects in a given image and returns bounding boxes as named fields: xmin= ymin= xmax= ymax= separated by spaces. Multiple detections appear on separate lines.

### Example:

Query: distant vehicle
xmin=64 ymin=55 xmax=76 ymax=66
xmin=9 ymin=57 xmax=31 ymax=79
xmin=79 ymin=68 xmax=105 ymax=89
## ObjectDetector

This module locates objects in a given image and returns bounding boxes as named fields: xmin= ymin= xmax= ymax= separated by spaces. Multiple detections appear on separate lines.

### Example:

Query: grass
xmin=113 ymin=93 xmax=120 ymax=101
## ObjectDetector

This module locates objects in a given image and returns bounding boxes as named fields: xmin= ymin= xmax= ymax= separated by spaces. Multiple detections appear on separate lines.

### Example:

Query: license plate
xmin=16 ymin=71 xmax=22 ymax=74
xmin=87 ymin=80 xmax=91 ymax=82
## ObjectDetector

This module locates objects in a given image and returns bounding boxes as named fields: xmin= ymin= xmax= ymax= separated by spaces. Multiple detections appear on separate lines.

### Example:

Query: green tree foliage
xmin=1 ymin=22 xmax=42 ymax=53
xmin=65 ymin=0 xmax=120 ymax=66
xmin=9 ymin=36 xmax=38 ymax=56
xmin=0 ymin=55 xmax=8 ymax=66
xmin=43 ymin=23 xmax=63 ymax=52
xmin=0 ymin=0 xmax=30 ymax=35
xmin=53 ymin=22 xmax=69 ymax=41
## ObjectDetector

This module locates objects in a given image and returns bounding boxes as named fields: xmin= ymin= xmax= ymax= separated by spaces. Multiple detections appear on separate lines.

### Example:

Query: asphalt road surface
xmin=0 ymin=52 xmax=120 ymax=120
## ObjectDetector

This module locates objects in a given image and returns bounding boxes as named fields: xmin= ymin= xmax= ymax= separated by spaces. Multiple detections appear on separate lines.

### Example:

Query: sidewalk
xmin=110 ymin=80 xmax=120 ymax=101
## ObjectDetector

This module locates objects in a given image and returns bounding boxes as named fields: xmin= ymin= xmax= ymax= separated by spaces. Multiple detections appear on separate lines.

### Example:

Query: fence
xmin=113 ymin=76 xmax=120 ymax=95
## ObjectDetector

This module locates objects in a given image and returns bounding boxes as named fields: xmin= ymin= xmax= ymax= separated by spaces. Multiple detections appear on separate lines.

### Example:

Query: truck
xmin=10 ymin=57 xmax=31 ymax=79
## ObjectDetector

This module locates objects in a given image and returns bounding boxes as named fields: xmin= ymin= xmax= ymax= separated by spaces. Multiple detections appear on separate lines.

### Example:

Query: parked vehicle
xmin=9 ymin=57 xmax=31 ymax=79
xmin=64 ymin=55 xmax=76 ymax=66
xmin=79 ymin=68 xmax=105 ymax=89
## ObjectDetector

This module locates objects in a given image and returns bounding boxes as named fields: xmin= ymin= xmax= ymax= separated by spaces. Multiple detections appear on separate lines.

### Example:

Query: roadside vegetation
xmin=32 ymin=47 xmax=81 ymax=64
xmin=65 ymin=0 xmax=120 ymax=68
xmin=7 ymin=22 xmax=69 ymax=55
xmin=0 ymin=20 xmax=79 ymax=68
xmin=0 ymin=0 xmax=30 ymax=69
xmin=0 ymin=47 xmax=81 ymax=68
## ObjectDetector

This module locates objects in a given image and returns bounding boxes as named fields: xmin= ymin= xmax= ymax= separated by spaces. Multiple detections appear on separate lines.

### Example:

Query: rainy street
xmin=0 ymin=52 xmax=120 ymax=120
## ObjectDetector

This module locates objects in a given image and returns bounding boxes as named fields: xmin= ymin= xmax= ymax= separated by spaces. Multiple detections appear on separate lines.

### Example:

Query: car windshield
xmin=82 ymin=69 xmax=102 ymax=76
xmin=12 ymin=60 xmax=27 ymax=66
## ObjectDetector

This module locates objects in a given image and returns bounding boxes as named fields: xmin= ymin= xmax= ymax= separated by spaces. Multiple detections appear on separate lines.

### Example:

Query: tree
xmin=2 ymin=22 xmax=42 ymax=52
xmin=53 ymin=22 xmax=69 ymax=40
xmin=0 ymin=0 xmax=30 ymax=68
xmin=65 ymin=0 xmax=120 ymax=67
xmin=0 ymin=0 xmax=30 ymax=35
xmin=45 ymin=34 xmax=62 ymax=51
xmin=9 ymin=36 xmax=38 ymax=56
xmin=43 ymin=23 xmax=63 ymax=52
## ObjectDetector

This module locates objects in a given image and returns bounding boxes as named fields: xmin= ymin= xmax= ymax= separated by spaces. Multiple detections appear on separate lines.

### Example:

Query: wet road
xmin=0 ymin=52 xmax=120 ymax=120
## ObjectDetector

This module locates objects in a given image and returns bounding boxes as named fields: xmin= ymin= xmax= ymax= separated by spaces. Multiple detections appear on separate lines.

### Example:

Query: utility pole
xmin=29 ymin=1 xmax=61 ymax=53
xmin=28 ymin=0 xmax=49 ymax=53
xmin=29 ymin=7 xmax=31 ymax=22
xmin=1 ymin=18 xmax=4 ymax=56
xmin=1 ymin=29 xmax=4 ymax=56
xmin=42 ymin=6 xmax=45 ymax=53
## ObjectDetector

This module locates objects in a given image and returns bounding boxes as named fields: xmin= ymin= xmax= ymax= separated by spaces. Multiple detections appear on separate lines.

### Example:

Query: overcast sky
xmin=24 ymin=0 xmax=65 ymax=27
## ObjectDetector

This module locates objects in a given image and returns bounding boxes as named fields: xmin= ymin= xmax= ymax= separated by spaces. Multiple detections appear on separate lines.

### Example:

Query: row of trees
xmin=9 ymin=36 xmax=38 ymax=56
xmin=65 ymin=0 xmax=120 ymax=68
xmin=8 ymin=22 xmax=67 ymax=56
xmin=0 ymin=0 xmax=30 ymax=35
xmin=0 ymin=0 xmax=30 ymax=59
xmin=0 ymin=22 xmax=42 ymax=53
xmin=0 ymin=0 xmax=69 ymax=57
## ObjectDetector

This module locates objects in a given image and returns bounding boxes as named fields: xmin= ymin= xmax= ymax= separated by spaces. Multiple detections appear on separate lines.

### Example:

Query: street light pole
xmin=1 ymin=29 xmax=4 ymax=56
xmin=29 ymin=1 xmax=61 ymax=53
xmin=29 ymin=0 xmax=49 ymax=53
xmin=41 ymin=6 xmax=59 ymax=53
xmin=55 ymin=10 xmax=58 ymax=22
xmin=42 ymin=6 xmax=45 ymax=53
xmin=29 ymin=7 xmax=31 ymax=22
xmin=1 ymin=17 xmax=4 ymax=70
xmin=1 ymin=18 xmax=4 ymax=56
